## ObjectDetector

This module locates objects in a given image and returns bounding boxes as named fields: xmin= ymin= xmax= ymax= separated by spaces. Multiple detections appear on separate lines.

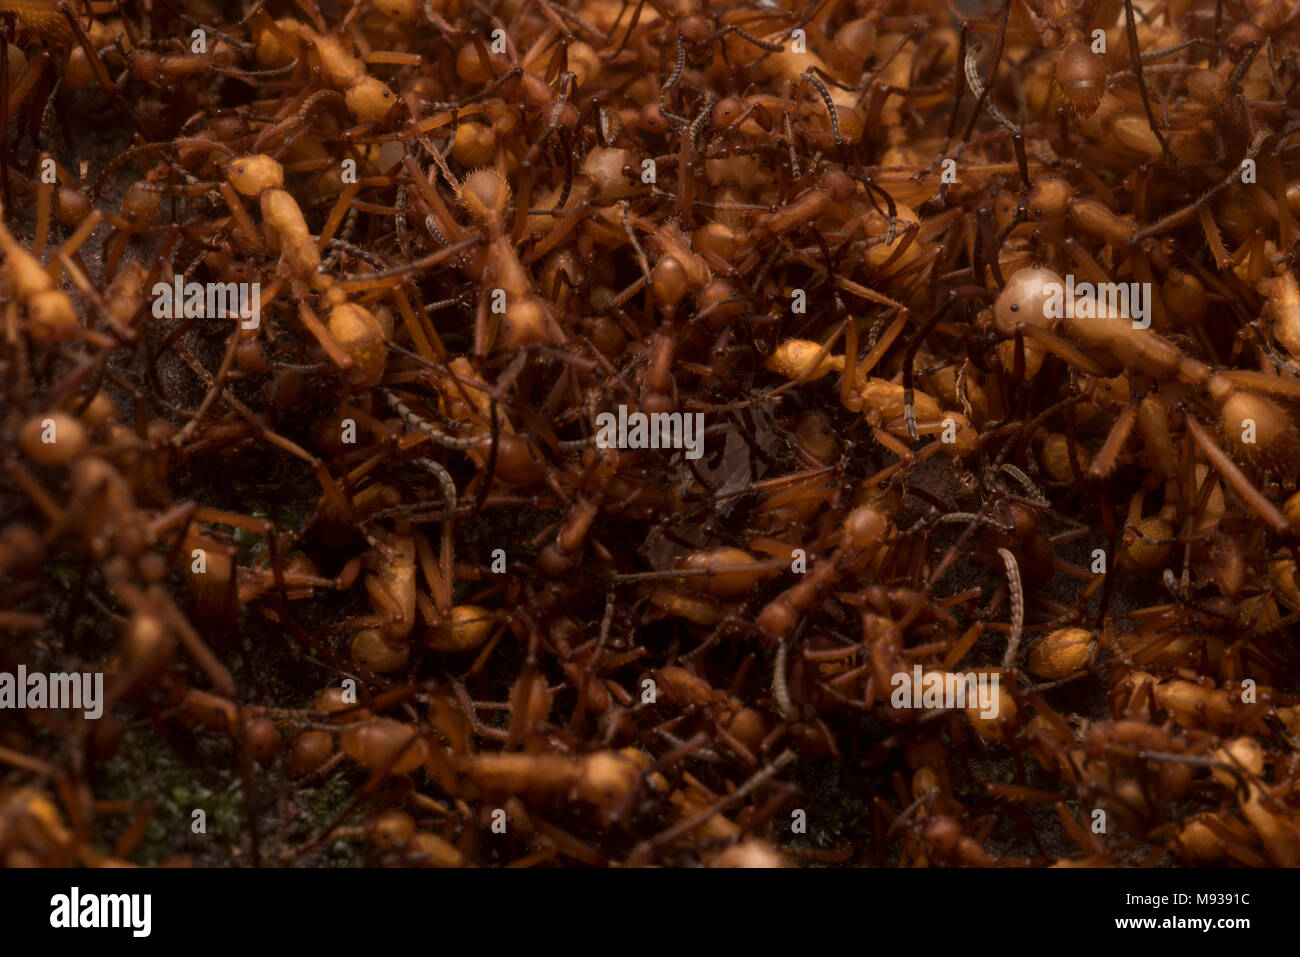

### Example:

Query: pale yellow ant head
xmin=345 ymin=76 xmax=399 ymax=124
xmin=227 ymin=154 xmax=284 ymax=195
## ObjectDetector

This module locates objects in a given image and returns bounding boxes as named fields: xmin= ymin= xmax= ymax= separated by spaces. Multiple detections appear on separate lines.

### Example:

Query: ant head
xmin=1029 ymin=174 xmax=1073 ymax=222
xmin=712 ymin=96 xmax=743 ymax=128
xmin=460 ymin=167 xmax=511 ymax=222
xmin=822 ymin=169 xmax=854 ymax=201
xmin=226 ymin=153 xmax=283 ymax=195
xmin=346 ymin=77 xmax=399 ymax=124
xmin=637 ymin=103 xmax=672 ymax=135
xmin=993 ymin=266 xmax=1065 ymax=337
xmin=1187 ymin=68 xmax=1227 ymax=107
xmin=209 ymin=112 xmax=249 ymax=141
xmin=679 ymin=16 xmax=711 ymax=47
xmin=1219 ymin=391 xmax=1300 ymax=474
xmin=1226 ymin=21 xmax=1266 ymax=59
xmin=1056 ymin=41 xmax=1106 ymax=117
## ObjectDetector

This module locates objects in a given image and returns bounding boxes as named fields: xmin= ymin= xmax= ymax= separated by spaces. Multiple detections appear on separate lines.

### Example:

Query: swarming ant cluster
xmin=1 ymin=0 xmax=1300 ymax=868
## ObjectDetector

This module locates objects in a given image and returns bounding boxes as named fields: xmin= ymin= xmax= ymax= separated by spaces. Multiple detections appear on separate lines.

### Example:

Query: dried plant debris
xmin=1 ymin=0 xmax=1300 ymax=869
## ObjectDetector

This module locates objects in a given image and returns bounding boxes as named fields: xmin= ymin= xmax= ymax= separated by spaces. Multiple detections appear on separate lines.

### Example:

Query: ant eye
xmin=1010 ymin=304 xmax=1019 ymax=311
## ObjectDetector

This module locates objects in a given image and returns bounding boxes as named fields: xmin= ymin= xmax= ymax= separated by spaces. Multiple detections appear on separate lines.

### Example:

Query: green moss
xmin=93 ymin=726 xmax=366 ymax=867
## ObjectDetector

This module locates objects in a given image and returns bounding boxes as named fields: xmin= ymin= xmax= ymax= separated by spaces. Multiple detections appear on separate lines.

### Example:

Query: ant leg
xmin=551 ymin=127 xmax=577 ymax=212
xmin=1134 ymin=127 xmax=1266 ymax=242
xmin=45 ymin=208 xmax=102 ymax=296
xmin=1184 ymin=414 xmax=1289 ymax=536
xmin=1062 ymin=237 xmax=1113 ymax=286
xmin=677 ymin=91 xmax=713 ymax=224
xmin=1017 ymin=323 xmax=1114 ymax=376
xmin=57 ymin=2 xmax=149 ymax=139
xmin=715 ymin=23 xmax=785 ymax=53
xmin=962 ymin=47 xmax=1032 ymax=200
xmin=709 ymin=21 xmax=785 ymax=76
xmin=1226 ymin=39 xmax=1262 ymax=92
xmin=997 ymin=548 xmax=1024 ymax=669
xmin=1087 ymin=401 xmax=1139 ymax=479
xmin=800 ymin=70 xmax=843 ymax=159
xmin=512 ymin=73 xmax=576 ymax=237
xmin=540 ymin=33 xmax=570 ymax=83
xmin=5 ymin=51 xmax=57 ymax=208
xmin=903 ymin=297 xmax=960 ymax=441
xmin=526 ymin=0 xmax=573 ymax=45
xmin=1 ymin=21 xmax=12 ymax=215
xmin=1269 ymin=153 xmax=1297 ymax=249
xmin=658 ymin=31 xmax=688 ymax=127
xmin=573 ymin=97 xmax=608 ymax=148
xmin=976 ymin=206 xmax=1004 ymax=287
xmin=610 ymin=0 xmax=646 ymax=60
xmin=938 ymin=18 xmax=994 ymax=164
xmin=548 ymin=1 xmax=607 ymax=44
xmin=292 ymin=0 xmax=329 ymax=33
xmin=1122 ymin=0 xmax=1176 ymax=167
xmin=853 ymin=174 xmax=899 ymax=244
